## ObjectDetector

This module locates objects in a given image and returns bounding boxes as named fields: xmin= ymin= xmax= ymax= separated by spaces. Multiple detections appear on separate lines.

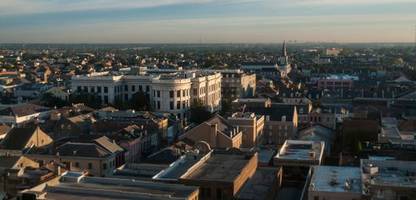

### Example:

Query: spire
xmin=282 ymin=40 xmax=287 ymax=57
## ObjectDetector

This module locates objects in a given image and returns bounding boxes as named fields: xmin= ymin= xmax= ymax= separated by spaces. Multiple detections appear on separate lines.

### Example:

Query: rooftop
xmin=180 ymin=151 xmax=256 ymax=183
xmin=274 ymin=140 xmax=325 ymax=165
xmin=361 ymin=159 xmax=416 ymax=191
xmin=309 ymin=166 xmax=361 ymax=194
xmin=236 ymin=167 xmax=280 ymax=200
xmin=153 ymin=152 xmax=205 ymax=181
xmin=23 ymin=171 xmax=198 ymax=200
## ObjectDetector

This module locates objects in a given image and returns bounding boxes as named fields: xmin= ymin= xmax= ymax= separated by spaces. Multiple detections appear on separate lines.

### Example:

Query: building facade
xmin=71 ymin=71 xmax=222 ymax=119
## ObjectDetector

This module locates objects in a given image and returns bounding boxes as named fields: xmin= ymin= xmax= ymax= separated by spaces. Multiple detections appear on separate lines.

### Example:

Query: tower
xmin=282 ymin=40 xmax=288 ymax=57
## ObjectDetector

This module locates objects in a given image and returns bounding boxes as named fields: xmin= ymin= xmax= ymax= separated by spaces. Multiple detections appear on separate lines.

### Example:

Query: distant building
xmin=216 ymin=69 xmax=256 ymax=100
xmin=71 ymin=71 xmax=222 ymax=119
xmin=316 ymin=74 xmax=358 ymax=91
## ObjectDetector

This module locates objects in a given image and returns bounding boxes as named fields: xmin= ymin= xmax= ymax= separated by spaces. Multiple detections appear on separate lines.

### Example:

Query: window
xmin=182 ymin=101 xmax=186 ymax=109
xmin=177 ymin=90 xmax=181 ymax=97
xmin=77 ymin=86 xmax=82 ymax=91
xmin=97 ymin=86 xmax=101 ymax=93
xmin=75 ymin=162 xmax=79 ymax=168
xmin=139 ymin=85 xmax=143 ymax=91
xmin=170 ymin=101 xmax=174 ymax=110
xmin=88 ymin=163 xmax=93 ymax=169
xmin=183 ymin=90 xmax=186 ymax=97
xmin=103 ymin=163 xmax=107 ymax=170
xmin=131 ymin=85 xmax=135 ymax=92
xmin=146 ymin=86 xmax=149 ymax=92
xmin=83 ymin=86 xmax=88 ymax=92
xmin=124 ymin=94 xmax=128 ymax=101
xmin=170 ymin=90 xmax=174 ymax=98
xmin=91 ymin=87 xmax=95 ymax=93
xmin=177 ymin=101 xmax=181 ymax=109
xmin=157 ymin=90 xmax=160 ymax=98
xmin=193 ymin=88 xmax=197 ymax=95
xmin=124 ymin=85 xmax=128 ymax=91
xmin=104 ymin=87 xmax=108 ymax=93
xmin=157 ymin=101 xmax=160 ymax=109
xmin=104 ymin=96 xmax=108 ymax=104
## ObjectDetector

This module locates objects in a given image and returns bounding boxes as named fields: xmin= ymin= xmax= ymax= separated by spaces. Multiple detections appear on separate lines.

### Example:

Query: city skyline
xmin=0 ymin=0 xmax=415 ymax=43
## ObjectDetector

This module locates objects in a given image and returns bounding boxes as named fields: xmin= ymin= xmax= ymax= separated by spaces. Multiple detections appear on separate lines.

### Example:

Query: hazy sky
xmin=0 ymin=0 xmax=415 ymax=43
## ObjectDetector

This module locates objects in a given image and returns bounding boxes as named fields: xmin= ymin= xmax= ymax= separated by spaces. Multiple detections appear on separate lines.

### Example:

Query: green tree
xmin=41 ymin=92 xmax=69 ymax=108
xmin=69 ymin=92 xmax=102 ymax=109
xmin=190 ymin=100 xmax=212 ymax=124
xmin=130 ymin=91 xmax=151 ymax=111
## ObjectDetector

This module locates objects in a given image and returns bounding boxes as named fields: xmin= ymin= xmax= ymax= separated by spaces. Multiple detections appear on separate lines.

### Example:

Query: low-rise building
xmin=0 ymin=104 xmax=51 ymax=126
xmin=179 ymin=115 xmax=243 ymax=149
xmin=308 ymin=166 xmax=362 ymax=200
xmin=19 ymin=171 xmax=200 ymax=200
xmin=179 ymin=151 xmax=258 ymax=200
xmin=274 ymin=140 xmax=325 ymax=167
xmin=361 ymin=159 xmax=416 ymax=200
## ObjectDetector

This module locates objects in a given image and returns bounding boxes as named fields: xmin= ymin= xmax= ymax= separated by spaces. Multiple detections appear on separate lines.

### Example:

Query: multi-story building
xmin=71 ymin=71 xmax=221 ymax=119
xmin=227 ymin=112 xmax=264 ymax=148
xmin=216 ymin=69 xmax=256 ymax=100
xmin=315 ymin=74 xmax=358 ymax=91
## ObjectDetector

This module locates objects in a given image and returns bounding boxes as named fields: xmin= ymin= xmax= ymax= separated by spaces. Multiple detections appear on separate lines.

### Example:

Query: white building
xmin=71 ymin=71 xmax=221 ymax=119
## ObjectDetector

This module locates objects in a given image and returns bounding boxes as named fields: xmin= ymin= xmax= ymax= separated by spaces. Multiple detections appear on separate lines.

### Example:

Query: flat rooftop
xmin=274 ymin=140 xmax=324 ymax=163
xmin=309 ymin=166 xmax=361 ymax=194
xmin=361 ymin=159 xmax=416 ymax=190
xmin=30 ymin=172 xmax=198 ymax=200
xmin=236 ymin=167 xmax=280 ymax=200
xmin=181 ymin=152 xmax=254 ymax=182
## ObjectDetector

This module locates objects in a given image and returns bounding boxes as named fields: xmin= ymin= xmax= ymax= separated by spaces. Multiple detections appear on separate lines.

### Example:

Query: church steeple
xmin=282 ymin=40 xmax=287 ymax=57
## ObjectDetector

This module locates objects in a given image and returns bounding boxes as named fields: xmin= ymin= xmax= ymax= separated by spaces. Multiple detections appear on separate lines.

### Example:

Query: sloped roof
xmin=0 ymin=103 xmax=50 ymax=117
xmin=94 ymin=136 xmax=123 ymax=153
xmin=56 ymin=142 xmax=111 ymax=158
xmin=0 ymin=124 xmax=11 ymax=136
xmin=0 ymin=155 xmax=20 ymax=169
xmin=0 ymin=126 xmax=37 ymax=150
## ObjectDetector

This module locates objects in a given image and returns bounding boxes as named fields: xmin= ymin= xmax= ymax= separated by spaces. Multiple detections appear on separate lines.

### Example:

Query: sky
xmin=0 ymin=0 xmax=415 ymax=43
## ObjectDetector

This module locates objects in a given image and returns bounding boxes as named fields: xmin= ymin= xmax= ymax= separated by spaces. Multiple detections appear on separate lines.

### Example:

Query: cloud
xmin=0 ymin=0 xmax=218 ymax=16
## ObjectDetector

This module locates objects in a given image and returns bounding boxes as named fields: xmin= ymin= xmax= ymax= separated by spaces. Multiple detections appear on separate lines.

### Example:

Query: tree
xmin=41 ymin=92 xmax=69 ymax=108
xmin=189 ymin=100 xmax=212 ymax=124
xmin=69 ymin=92 xmax=102 ymax=109
xmin=130 ymin=91 xmax=151 ymax=111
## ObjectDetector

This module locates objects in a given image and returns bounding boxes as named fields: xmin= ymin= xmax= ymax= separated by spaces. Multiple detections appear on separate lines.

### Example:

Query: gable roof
xmin=94 ymin=136 xmax=123 ymax=153
xmin=0 ymin=156 xmax=21 ymax=169
xmin=0 ymin=103 xmax=50 ymax=117
xmin=56 ymin=142 xmax=111 ymax=158
xmin=0 ymin=126 xmax=38 ymax=150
